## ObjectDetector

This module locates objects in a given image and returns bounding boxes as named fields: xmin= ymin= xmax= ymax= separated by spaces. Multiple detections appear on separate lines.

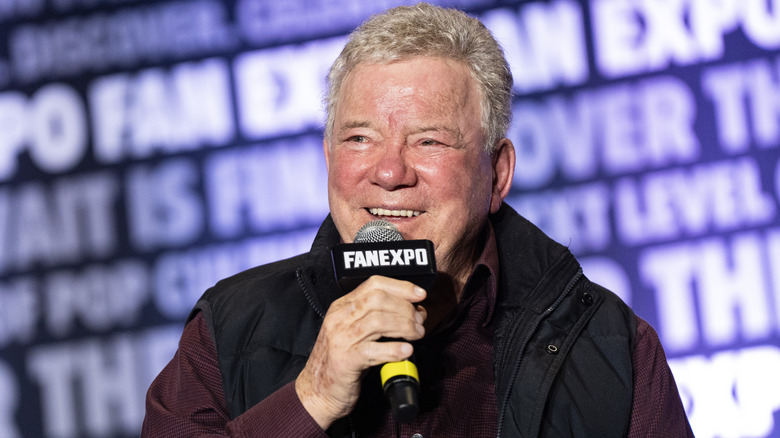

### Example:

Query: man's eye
xmin=421 ymin=139 xmax=441 ymax=146
xmin=347 ymin=135 xmax=367 ymax=143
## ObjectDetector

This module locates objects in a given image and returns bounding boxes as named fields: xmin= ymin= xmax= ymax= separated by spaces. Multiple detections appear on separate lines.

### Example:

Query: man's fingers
xmin=326 ymin=277 xmax=427 ymax=340
xmin=359 ymin=339 xmax=415 ymax=366
xmin=359 ymin=275 xmax=427 ymax=303
xmin=350 ymin=308 xmax=425 ymax=343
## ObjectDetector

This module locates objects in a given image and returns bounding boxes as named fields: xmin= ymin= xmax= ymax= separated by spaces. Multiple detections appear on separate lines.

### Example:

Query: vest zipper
xmin=296 ymin=268 xmax=326 ymax=319
xmin=297 ymin=268 xmax=358 ymax=438
xmin=495 ymin=269 xmax=582 ymax=438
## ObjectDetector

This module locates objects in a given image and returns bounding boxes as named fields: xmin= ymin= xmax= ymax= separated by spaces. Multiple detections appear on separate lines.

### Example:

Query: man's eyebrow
xmin=338 ymin=121 xmax=372 ymax=133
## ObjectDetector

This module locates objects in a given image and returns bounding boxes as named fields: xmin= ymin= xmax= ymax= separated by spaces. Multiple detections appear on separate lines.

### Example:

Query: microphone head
xmin=354 ymin=219 xmax=404 ymax=243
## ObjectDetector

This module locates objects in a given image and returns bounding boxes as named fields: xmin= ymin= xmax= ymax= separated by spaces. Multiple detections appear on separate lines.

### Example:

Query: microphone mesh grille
xmin=354 ymin=220 xmax=403 ymax=243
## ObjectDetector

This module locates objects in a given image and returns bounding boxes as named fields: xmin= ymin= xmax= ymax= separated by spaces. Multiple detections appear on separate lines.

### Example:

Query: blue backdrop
xmin=1 ymin=0 xmax=779 ymax=436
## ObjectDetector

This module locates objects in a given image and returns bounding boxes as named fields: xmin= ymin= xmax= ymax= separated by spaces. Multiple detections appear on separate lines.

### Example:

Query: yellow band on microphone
xmin=380 ymin=360 xmax=419 ymax=387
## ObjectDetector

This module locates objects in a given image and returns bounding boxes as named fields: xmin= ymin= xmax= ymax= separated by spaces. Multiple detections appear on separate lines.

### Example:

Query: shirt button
xmin=412 ymin=434 xmax=423 ymax=438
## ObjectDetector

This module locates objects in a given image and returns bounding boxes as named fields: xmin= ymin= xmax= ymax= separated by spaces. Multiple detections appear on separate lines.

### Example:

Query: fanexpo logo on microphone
xmin=342 ymin=248 xmax=430 ymax=269
xmin=332 ymin=239 xmax=437 ymax=292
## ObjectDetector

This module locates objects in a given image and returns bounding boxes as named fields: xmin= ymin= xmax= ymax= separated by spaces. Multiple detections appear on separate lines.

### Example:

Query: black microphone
xmin=331 ymin=219 xmax=437 ymax=423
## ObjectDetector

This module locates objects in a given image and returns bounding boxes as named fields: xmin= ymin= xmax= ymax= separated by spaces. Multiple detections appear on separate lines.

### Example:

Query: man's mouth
xmin=368 ymin=207 xmax=421 ymax=218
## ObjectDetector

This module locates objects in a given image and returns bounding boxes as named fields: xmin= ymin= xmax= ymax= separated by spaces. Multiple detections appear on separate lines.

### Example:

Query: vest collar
xmin=490 ymin=203 xmax=581 ymax=313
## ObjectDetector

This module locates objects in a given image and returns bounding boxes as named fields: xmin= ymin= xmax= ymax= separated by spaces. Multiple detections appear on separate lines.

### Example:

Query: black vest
xmin=193 ymin=205 xmax=636 ymax=437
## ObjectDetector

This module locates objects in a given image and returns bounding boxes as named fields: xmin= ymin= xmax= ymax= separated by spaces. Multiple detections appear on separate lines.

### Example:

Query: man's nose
xmin=370 ymin=143 xmax=417 ymax=190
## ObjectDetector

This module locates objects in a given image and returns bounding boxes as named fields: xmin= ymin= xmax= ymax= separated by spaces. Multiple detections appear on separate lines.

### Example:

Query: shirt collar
xmin=459 ymin=222 xmax=499 ymax=327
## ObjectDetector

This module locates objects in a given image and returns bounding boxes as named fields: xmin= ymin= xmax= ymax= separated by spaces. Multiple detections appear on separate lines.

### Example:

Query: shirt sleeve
xmin=141 ymin=312 xmax=328 ymax=437
xmin=627 ymin=316 xmax=695 ymax=438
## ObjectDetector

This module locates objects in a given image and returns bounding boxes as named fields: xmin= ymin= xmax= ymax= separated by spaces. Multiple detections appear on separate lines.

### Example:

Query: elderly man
xmin=142 ymin=3 xmax=693 ymax=437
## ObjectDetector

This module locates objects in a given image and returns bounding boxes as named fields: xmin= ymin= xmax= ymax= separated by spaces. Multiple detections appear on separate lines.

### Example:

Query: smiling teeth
xmin=369 ymin=208 xmax=421 ymax=218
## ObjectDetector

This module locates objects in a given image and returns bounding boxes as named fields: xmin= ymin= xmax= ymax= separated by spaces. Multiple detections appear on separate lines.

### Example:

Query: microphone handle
xmin=381 ymin=358 xmax=419 ymax=423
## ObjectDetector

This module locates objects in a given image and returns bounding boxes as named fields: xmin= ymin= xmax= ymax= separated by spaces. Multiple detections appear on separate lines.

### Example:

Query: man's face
xmin=324 ymin=56 xmax=513 ymax=284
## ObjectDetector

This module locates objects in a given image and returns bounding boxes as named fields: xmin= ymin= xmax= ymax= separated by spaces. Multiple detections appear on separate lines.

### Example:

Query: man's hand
xmin=295 ymin=275 xmax=427 ymax=430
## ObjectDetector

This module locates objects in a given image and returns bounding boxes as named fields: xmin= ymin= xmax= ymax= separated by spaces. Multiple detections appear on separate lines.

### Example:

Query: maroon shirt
xmin=142 ymin=230 xmax=693 ymax=437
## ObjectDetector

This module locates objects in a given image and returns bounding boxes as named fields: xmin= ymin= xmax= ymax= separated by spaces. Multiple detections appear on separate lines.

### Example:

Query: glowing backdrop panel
xmin=1 ymin=0 xmax=779 ymax=436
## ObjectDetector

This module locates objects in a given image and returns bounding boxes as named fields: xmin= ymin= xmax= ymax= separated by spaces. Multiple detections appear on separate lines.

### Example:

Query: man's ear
xmin=489 ymin=138 xmax=516 ymax=214
xmin=323 ymin=139 xmax=331 ymax=172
